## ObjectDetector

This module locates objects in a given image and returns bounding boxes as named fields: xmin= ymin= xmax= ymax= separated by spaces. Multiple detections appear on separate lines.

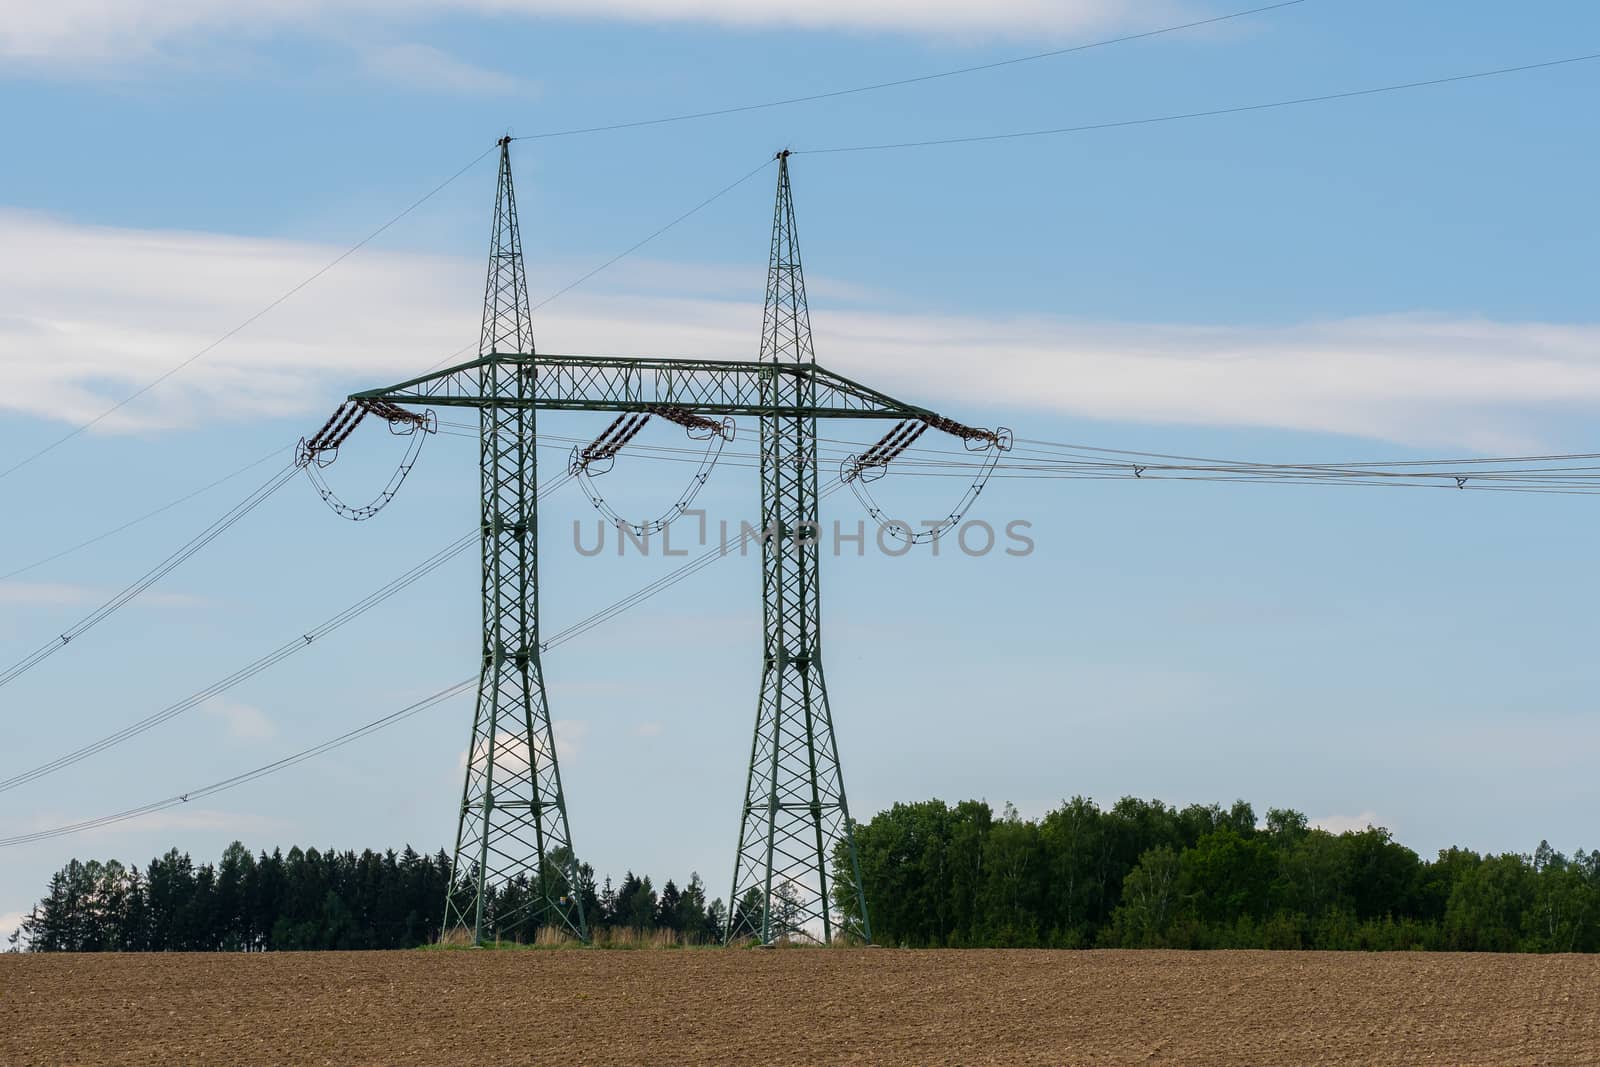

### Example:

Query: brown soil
xmin=2 ymin=949 xmax=1596 ymax=1065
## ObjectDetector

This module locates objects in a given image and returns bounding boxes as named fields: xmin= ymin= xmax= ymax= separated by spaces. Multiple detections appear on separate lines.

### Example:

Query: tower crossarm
xmin=353 ymin=353 xmax=979 ymax=424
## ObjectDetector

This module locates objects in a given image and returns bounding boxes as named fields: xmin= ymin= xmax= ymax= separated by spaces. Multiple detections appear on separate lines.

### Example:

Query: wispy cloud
xmin=456 ymin=717 xmax=588 ymax=772
xmin=0 ymin=581 xmax=100 ymax=607
xmin=473 ymin=0 xmax=1167 ymax=36
xmin=202 ymin=698 xmax=276 ymax=742
xmin=1 ymin=1 xmax=1193 ymax=68
xmin=4 ymin=212 xmax=1599 ymax=453
xmin=1312 ymin=811 xmax=1382 ymax=835
xmin=632 ymin=721 xmax=665 ymax=737
xmin=357 ymin=42 xmax=531 ymax=96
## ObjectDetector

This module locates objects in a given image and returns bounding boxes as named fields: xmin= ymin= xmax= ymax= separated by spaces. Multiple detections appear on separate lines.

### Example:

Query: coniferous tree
xmin=655 ymin=880 xmax=682 ymax=932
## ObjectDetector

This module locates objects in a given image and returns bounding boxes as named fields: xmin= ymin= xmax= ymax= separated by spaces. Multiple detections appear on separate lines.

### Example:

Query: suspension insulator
xmin=571 ymin=411 xmax=735 ymax=536
xmin=573 ymin=413 xmax=652 ymax=475
xmin=298 ymin=402 xmax=367 ymax=468
xmin=358 ymin=398 xmax=432 ymax=432
xmin=842 ymin=425 xmax=1013 ymax=545
xmin=922 ymin=413 xmax=1003 ymax=450
xmin=846 ymin=420 xmax=928 ymax=483
xmin=648 ymin=405 xmax=732 ymax=440
xmin=297 ymin=400 xmax=437 ymax=520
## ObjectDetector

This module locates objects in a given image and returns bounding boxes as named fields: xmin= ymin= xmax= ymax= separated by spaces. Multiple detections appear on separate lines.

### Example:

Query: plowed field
xmin=3 ymin=949 xmax=1597 ymax=1064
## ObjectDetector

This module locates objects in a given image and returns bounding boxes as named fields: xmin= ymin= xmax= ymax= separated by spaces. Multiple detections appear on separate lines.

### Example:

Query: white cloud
xmin=1312 ymin=811 xmax=1382 ymax=835
xmin=632 ymin=720 xmax=665 ymax=737
xmin=471 ymin=0 xmax=1166 ymax=36
xmin=202 ymin=698 xmax=276 ymax=742
xmin=822 ymin=311 xmax=1600 ymax=454
xmin=0 ymin=581 xmax=99 ymax=607
xmin=4 ymin=212 xmax=1600 ymax=454
xmin=1 ymin=1 xmax=1189 ymax=66
xmin=0 ymin=910 xmax=28 ymax=942
xmin=357 ymin=42 xmax=530 ymax=95
xmin=0 ymin=209 xmax=479 ymax=432
xmin=457 ymin=717 xmax=588 ymax=772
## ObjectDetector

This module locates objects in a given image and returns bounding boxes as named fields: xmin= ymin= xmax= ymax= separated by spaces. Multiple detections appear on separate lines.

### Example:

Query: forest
xmin=11 ymin=796 xmax=1597 ymax=952
xmin=844 ymin=798 xmax=1599 ymax=951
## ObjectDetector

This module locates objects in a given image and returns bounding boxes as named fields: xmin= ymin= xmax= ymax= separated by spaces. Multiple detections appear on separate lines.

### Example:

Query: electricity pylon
xmin=726 ymin=151 xmax=867 ymax=944
xmin=354 ymin=144 xmax=1003 ymax=946
xmin=443 ymin=137 xmax=587 ymax=944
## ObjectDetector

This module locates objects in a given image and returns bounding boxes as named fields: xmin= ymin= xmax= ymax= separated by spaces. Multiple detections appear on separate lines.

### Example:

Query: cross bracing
xmin=357 ymin=143 xmax=997 ymax=946
xmin=356 ymin=354 xmax=951 ymax=423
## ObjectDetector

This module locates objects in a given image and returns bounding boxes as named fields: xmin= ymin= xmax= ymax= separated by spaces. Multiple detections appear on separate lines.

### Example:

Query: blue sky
xmin=3 ymin=0 xmax=1600 ymax=933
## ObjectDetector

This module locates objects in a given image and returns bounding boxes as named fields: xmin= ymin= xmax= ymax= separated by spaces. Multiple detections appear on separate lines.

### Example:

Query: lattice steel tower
xmin=353 ymin=144 xmax=1005 ymax=947
xmin=444 ymin=137 xmax=586 ymax=943
xmin=727 ymin=151 xmax=870 ymax=944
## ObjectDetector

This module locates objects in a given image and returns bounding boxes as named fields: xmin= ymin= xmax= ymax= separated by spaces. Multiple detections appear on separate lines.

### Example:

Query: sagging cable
xmin=0 ymin=463 xmax=299 ymax=692
xmin=298 ymin=400 xmax=438 ymax=521
xmin=842 ymin=417 xmax=1012 ymax=546
xmin=570 ymin=407 xmax=735 ymax=537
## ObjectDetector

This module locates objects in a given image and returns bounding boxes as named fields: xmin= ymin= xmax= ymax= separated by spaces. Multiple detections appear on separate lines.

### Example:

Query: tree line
xmin=837 ymin=798 xmax=1599 ymax=951
xmin=12 ymin=795 xmax=1598 ymax=952
xmin=13 ymin=843 xmax=723 ymax=952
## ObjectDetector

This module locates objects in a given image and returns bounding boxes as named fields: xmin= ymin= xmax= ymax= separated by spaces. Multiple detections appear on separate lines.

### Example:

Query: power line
xmin=1012 ymin=435 xmax=1600 ymax=470
xmin=0 ymin=476 xmax=572 ymax=795
xmin=530 ymin=158 xmax=775 ymax=314
xmin=888 ymin=468 xmax=1600 ymax=495
xmin=0 ymin=144 xmax=499 ymax=486
xmin=15 ymin=435 xmax=1600 ymax=844
xmin=0 ymin=445 xmax=292 ymax=582
xmin=0 ymin=464 xmax=299 ymax=692
xmin=798 ymin=52 xmax=1600 ymax=155
xmin=1001 ymin=437 xmax=1600 ymax=490
xmin=435 ymin=421 xmax=1600 ymax=494
xmin=0 ymin=678 xmax=478 ymax=849
xmin=0 ymin=474 xmax=774 ymax=848
xmin=541 ymin=478 xmax=848 ymax=651
xmin=511 ymin=1 xmax=1313 ymax=142
xmin=414 ymin=156 xmax=775 ymax=378
xmin=17 ymin=438 xmax=1591 ymax=850
xmin=0 ymin=533 xmax=473 ymax=796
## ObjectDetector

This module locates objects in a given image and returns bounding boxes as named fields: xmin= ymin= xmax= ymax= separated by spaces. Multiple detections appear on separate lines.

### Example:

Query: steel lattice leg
xmin=443 ymin=138 xmax=587 ymax=945
xmin=728 ymin=151 xmax=872 ymax=945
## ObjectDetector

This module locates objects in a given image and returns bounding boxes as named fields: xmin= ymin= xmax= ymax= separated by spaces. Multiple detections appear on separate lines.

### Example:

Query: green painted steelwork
xmin=354 ymin=353 xmax=943 ymax=421
xmin=726 ymin=151 xmax=871 ymax=946
xmin=441 ymin=139 xmax=587 ymax=945
xmin=361 ymin=146 xmax=993 ymax=947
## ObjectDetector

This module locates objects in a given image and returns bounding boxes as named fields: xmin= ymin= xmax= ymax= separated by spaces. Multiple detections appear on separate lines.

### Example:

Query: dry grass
xmin=436 ymin=926 xmax=476 ymax=947
xmin=436 ymin=925 xmax=718 ymax=950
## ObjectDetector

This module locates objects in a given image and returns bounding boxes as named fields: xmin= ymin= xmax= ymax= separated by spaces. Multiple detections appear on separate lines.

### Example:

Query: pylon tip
xmin=774 ymin=148 xmax=790 ymax=161
xmin=499 ymin=135 xmax=513 ymax=148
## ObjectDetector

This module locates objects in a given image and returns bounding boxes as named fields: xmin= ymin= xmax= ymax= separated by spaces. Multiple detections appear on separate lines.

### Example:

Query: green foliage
xmin=1104 ymin=845 xmax=1181 ymax=947
xmin=18 ymin=844 xmax=728 ymax=951
xmin=840 ymin=796 xmax=1600 ymax=952
xmin=19 ymin=800 xmax=1600 ymax=954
